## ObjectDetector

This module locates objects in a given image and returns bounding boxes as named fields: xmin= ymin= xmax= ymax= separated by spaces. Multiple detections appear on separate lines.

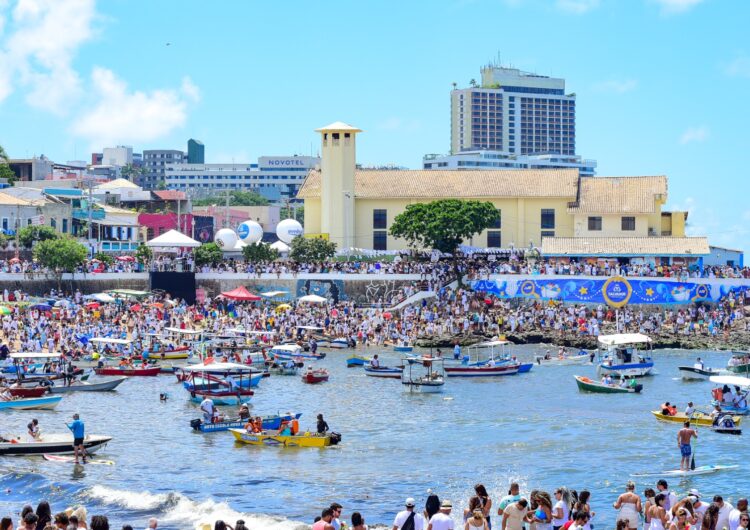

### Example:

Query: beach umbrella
xmin=85 ymin=302 xmax=100 ymax=310
xmin=31 ymin=303 xmax=52 ymax=311
xmin=8 ymin=257 xmax=20 ymax=264
xmin=129 ymin=304 xmax=142 ymax=311
xmin=275 ymin=304 xmax=292 ymax=313
xmin=297 ymin=294 xmax=327 ymax=304
xmin=116 ymin=255 xmax=135 ymax=262
xmin=0 ymin=306 xmax=11 ymax=315
xmin=383 ymin=312 xmax=393 ymax=320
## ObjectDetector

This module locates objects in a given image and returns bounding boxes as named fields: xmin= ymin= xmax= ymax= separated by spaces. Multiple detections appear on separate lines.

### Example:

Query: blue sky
xmin=1 ymin=0 xmax=748 ymax=251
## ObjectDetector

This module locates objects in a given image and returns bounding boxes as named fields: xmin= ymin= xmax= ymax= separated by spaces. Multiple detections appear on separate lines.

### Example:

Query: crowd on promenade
xmin=3 ymin=480 xmax=749 ymax=530
xmin=1 ymin=254 xmax=748 ymax=281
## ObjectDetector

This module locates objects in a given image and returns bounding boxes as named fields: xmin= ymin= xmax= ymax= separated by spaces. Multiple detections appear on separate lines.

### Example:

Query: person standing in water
xmin=66 ymin=413 xmax=86 ymax=464
xmin=677 ymin=422 xmax=697 ymax=471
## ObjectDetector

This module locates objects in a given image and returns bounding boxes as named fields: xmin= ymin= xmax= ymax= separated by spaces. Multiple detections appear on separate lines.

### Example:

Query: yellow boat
xmin=146 ymin=348 xmax=190 ymax=360
xmin=651 ymin=411 xmax=742 ymax=427
xmin=229 ymin=428 xmax=340 ymax=447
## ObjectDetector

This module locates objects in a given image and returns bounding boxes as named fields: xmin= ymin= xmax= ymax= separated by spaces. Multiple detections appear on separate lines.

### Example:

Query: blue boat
xmin=0 ymin=395 xmax=62 ymax=410
xmin=393 ymin=346 xmax=413 ymax=353
xmin=269 ymin=344 xmax=326 ymax=360
xmin=516 ymin=363 xmax=533 ymax=373
xmin=597 ymin=334 xmax=654 ymax=377
xmin=183 ymin=372 xmax=263 ymax=391
xmin=191 ymin=412 xmax=303 ymax=433
xmin=346 ymin=356 xmax=371 ymax=367
xmin=711 ymin=400 xmax=749 ymax=415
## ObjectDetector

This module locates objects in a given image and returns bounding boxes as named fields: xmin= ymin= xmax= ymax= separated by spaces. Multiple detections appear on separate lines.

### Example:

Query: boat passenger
xmin=371 ymin=355 xmax=381 ymax=368
xmin=252 ymin=416 xmax=263 ymax=433
xmin=27 ymin=419 xmax=40 ymax=440
xmin=291 ymin=416 xmax=299 ymax=435
xmin=660 ymin=402 xmax=677 ymax=416
xmin=710 ymin=404 xmax=723 ymax=420
xmin=722 ymin=385 xmax=734 ymax=405
xmin=200 ymin=397 xmax=215 ymax=424
xmin=238 ymin=404 xmax=250 ymax=420
xmin=279 ymin=421 xmax=292 ymax=436
xmin=685 ymin=402 xmax=696 ymax=417
xmin=317 ymin=413 xmax=329 ymax=434
xmin=694 ymin=357 xmax=705 ymax=370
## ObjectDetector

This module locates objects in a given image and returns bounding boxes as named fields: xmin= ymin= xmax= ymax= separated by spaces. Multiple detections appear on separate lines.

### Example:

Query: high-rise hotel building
xmin=451 ymin=64 xmax=576 ymax=156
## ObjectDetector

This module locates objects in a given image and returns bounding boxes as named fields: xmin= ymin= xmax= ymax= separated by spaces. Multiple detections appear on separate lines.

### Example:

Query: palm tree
xmin=121 ymin=163 xmax=146 ymax=184
xmin=452 ymin=82 xmax=457 ymax=91
xmin=469 ymin=78 xmax=477 ymax=88
xmin=0 ymin=144 xmax=8 ymax=162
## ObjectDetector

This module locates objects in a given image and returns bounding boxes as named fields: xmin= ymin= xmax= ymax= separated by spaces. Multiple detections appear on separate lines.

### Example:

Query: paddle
xmin=691 ymin=437 xmax=696 ymax=471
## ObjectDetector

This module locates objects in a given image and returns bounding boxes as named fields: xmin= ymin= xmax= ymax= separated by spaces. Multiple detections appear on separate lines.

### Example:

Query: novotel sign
xmin=263 ymin=158 xmax=306 ymax=167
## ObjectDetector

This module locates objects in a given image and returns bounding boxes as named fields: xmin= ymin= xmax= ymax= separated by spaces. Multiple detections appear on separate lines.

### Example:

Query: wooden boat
xmin=325 ymin=338 xmax=350 ymax=349
xmin=346 ymin=355 xmax=371 ymax=367
xmin=597 ymin=334 xmax=654 ymax=377
xmin=445 ymin=363 xmax=519 ymax=378
xmin=710 ymin=400 xmax=749 ymax=415
xmin=183 ymin=372 xmax=263 ymax=391
xmin=95 ymin=366 xmax=160 ymax=377
xmin=269 ymin=344 xmax=325 ymax=360
xmin=651 ymin=410 xmax=743 ymax=427
xmin=301 ymin=369 xmax=329 ymax=384
xmin=516 ymin=363 xmax=533 ymax=373
xmin=9 ymin=387 xmax=48 ymax=398
xmin=679 ymin=366 xmax=721 ymax=381
xmin=229 ymin=428 xmax=341 ymax=447
xmin=144 ymin=346 xmax=190 ymax=360
xmin=189 ymin=389 xmax=254 ymax=406
xmin=402 ymin=357 xmax=445 ymax=393
xmin=574 ymin=375 xmax=642 ymax=394
xmin=191 ymin=412 xmax=302 ymax=433
xmin=0 ymin=434 xmax=111 ymax=456
xmin=364 ymin=365 xmax=403 ymax=379
xmin=0 ymin=395 xmax=62 ymax=410
xmin=536 ymin=351 xmax=591 ymax=366
xmin=393 ymin=345 xmax=413 ymax=353
xmin=49 ymin=377 xmax=127 ymax=393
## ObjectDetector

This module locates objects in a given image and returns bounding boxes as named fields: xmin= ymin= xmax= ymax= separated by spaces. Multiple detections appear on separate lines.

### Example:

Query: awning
xmin=219 ymin=286 xmax=261 ymax=301
xmin=146 ymin=230 xmax=201 ymax=248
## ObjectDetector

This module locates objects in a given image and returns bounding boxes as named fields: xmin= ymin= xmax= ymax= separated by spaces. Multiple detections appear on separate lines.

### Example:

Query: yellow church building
xmin=299 ymin=122 xmax=708 ymax=259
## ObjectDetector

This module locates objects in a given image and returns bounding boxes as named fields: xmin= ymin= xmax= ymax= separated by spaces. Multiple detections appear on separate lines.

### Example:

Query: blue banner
xmin=471 ymin=276 xmax=749 ymax=306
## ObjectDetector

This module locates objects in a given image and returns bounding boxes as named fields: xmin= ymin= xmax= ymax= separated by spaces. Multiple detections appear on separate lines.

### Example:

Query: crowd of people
xmin=4 ymin=480 xmax=750 ymax=530
xmin=1 ymin=253 xmax=749 ymax=281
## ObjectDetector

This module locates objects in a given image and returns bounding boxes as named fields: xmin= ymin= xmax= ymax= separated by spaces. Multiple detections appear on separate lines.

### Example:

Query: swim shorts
xmin=680 ymin=443 xmax=691 ymax=457
xmin=73 ymin=437 xmax=84 ymax=447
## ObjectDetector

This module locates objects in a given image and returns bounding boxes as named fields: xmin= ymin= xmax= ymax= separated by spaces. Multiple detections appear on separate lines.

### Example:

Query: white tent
xmin=146 ymin=230 xmax=201 ymax=248
xmin=298 ymin=294 xmax=328 ymax=304
xmin=270 ymin=240 xmax=290 ymax=252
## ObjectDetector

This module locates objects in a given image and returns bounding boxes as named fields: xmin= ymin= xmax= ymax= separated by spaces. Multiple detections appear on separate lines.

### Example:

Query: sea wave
xmin=84 ymin=485 xmax=309 ymax=530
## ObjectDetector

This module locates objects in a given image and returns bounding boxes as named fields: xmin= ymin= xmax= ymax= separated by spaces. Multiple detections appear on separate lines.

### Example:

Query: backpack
xmin=401 ymin=512 xmax=416 ymax=530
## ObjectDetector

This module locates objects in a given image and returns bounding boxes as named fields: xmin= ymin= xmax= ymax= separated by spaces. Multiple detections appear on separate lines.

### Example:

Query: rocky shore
xmin=415 ymin=328 xmax=750 ymax=351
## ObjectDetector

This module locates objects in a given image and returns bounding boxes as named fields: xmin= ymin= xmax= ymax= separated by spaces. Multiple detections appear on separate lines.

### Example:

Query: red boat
xmin=9 ymin=387 xmax=48 ymax=398
xmin=95 ymin=367 xmax=160 ymax=377
xmin=301 ymin=369 xmax=329 ymax=384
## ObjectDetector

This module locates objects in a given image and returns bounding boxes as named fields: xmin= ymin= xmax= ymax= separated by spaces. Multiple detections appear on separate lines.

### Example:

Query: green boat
xmin=574 ymin=375 xmax=642 ymax=394
xmin=727 ymin=353 xmax=750 ymax=374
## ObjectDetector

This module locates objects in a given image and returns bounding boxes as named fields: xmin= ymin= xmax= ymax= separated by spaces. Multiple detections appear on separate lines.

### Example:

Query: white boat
xmin=445 ymin=341 xmax=520 ymax=377
xmin=536 ymin=349 xmax=591 ymax=366
xmin=597 ymin=333 xmax=654 ymax=377
xmin=326 ymin=338 xmax=350 ymax=349
xmin=49 ymin=376 xmax=128 ymax=393
xmin=679 ymin=366 xmax=721 ymax=381
xmin=402 ymin=357 xmax=445 ymax=394
xmin=364 ymin=365 xmax=403 ymax=379
xmin=0 ymin=434 xmax=112 ymax=456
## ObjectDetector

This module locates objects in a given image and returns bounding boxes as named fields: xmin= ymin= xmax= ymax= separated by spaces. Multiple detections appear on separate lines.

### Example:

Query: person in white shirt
xmin=685 ymin=402 xmax=696 ymax=417
xmin=392 ymin=498 xmax=425 ymax=530
xmin=145 ymin=518 xmax=158 ymax=530
xmin=428 ymin=500 xmax=455 ymax=530
xmin=200 ymin=397 xmax=215 ymax=423
xmin=694 ymin=357 xmax=705 ymax=370
xmin=728 ymin=498 xmax=747 ymax=530
xmin=656 ymin=480 xmax=678 ymax=512
xmin=688 ymin=490 xmax=708 ymax=529
xmin=502 ymin=499 xmax=528 ymax=530
xmin=714 ymin=495 xmax=734 ymax=530
xmin=568 ymin=511 xmax=590 ymax=530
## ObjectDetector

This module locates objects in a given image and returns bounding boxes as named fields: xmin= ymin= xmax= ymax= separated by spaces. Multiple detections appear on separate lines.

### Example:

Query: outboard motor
xmin=190 ymin=419 xmax=203 ymax=431
xmin=329 ymin=432 xmax=342 ymax=445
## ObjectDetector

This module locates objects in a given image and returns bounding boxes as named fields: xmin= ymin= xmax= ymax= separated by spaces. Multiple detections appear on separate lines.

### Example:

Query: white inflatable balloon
xmin=276 ymin=219 xmax=303 ymax=244
xmin=236 ymin=220 xmax=263 ymax=244
xmin=214 ymin=228 xmax=238 ymax=250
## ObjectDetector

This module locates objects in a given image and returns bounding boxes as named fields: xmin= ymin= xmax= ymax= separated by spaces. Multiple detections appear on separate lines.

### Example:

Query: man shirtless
xmin=677 ymin=421 xmax=698 ymax=471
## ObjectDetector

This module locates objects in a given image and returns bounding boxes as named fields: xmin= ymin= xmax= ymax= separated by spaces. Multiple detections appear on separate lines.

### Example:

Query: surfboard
xmin=631 ymin=464 xmax=738 ymax=477
xmin=43 ymin=454 xmax=114 ymax=465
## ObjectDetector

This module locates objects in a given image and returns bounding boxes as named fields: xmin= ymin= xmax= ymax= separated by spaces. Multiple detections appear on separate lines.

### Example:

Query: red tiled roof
xmin=152 ymin=190 xmax=186 ymax=201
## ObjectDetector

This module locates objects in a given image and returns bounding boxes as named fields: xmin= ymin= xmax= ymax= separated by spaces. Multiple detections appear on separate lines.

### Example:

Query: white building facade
xmin=423 ymin=150 xmax=596 ymax=176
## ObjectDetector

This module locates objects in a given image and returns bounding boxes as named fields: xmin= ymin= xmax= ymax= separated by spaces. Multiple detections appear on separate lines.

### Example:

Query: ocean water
xmin=0 ymin=346 xmax=745 ymax=530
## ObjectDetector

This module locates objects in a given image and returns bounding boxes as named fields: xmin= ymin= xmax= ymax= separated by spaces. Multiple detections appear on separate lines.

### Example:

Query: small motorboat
xmin=445 ymin=363 xmax=519 ymax=378
xmin=537 ymin=350 xmax=591 ymax=366
xmin=301 ymin=368 xmax=329 ymax=384
xmin=229 ymin=428 xmax=341 ymax=447
xmin=651 ymin=411 xmax=743 ymax=427
xmin=0 ymin=434 xmax=111 ymax=456
xmin=0 ymin=395 xmax=62 ymax=410
xmin=325 ymin=338 xmax=350 ymax=349
xmin=189 ymin=389 xmax=254 ymax=406
xmin=190 ymin=412 xmax=302 ymax=433
xmin=574 ymin=375 xmax=642 ymax=394
xmin=144 ymin=346 xmax=191 ymax=360
xmin=364 ymin=364 xmax=403 ymax=379
xmin=268 ymin=363 xmax=299 ymax=376
xmin=679 ymin=366 xmax=721 ymax=381
xmin=346 ymin=355 xmax=371 ymax=367
xmin=48 ymin=377 xmax=128 ymax=393
xmin=393 ymin=345 xmax=413 ymax=353
xmin=711 ymin=413 xmax=742 ymax=435
xmin=95 ymin=367 xmax=160 ymax=377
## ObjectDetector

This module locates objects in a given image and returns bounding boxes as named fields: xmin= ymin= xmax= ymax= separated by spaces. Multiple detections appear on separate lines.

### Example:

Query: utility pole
xmin=224 ymin=189 xmax=230 ymax=228
xmin=177 ymin=194 xmax=181 ymax=233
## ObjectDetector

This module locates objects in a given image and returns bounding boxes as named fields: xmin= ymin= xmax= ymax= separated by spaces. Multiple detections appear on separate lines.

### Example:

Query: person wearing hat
xmin=427 ymin=500 xmax=454 ymax=530
xmin=688 ymin=489 xmax=707 ymax=523
xmin=392 ymin=498 xmax=424 ymax=530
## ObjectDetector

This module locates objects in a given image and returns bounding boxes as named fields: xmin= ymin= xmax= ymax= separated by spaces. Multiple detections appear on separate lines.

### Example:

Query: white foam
xmin=86 ymin=485 xmax=306 ymax=530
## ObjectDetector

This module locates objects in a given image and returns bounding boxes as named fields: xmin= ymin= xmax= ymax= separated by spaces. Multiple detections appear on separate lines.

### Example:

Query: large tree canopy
xmin=242 ymin=242 xmax=279 ymax=263
xmin=33 ymin=237 xmax=88 ymax=291
xmin=289 ymin=236 xmax=336 ymax=263
xmin=194 ymin=242 xmax=223 ymax=266
xmin=18 ymin=225 xmax=60 ymax=248
xmin=389 ymin=199 xmax=500 ymax=254
xmin=193 ymin=190 xmax=269 ymax=207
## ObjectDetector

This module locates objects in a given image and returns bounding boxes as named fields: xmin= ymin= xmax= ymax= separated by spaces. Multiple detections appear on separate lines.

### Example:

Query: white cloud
xmin=724 ymin=54 xmax=750 ymax=79
xmin=679 ymin=126 xmax=709 ymax=144
xmin=653 ymin=0 xmax=704 ymax=15
xmin=70 ymin=67 xmax=200 ymax=149
xmin=556 ymin=0 xmax=599 ymax=14
xmin=593 ymin=79 xmax=638 ymax=94
xmin=0 ymin=0 xmax=96 ymax=113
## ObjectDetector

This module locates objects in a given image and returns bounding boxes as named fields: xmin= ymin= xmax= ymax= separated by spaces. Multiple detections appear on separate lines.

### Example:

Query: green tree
xmin=18 ymin=225 xmax=60 ymax=248
xmin=242 ymin=242 xmax=279 ymax=263
xmin=289 ymin=236 xmax=336 ymax=263
xmin=193 ymin=190 xmax=269 ymax=207
xmin=281 ymin=205 xmax=304 ymax=225
xmin=135 ymin=244 xmax=153 ymax=265
xmin=121 ymin=163 xmax=146 ymax=183
xmin=0 ymin=144 xmax=16 ymax=185
xmin=194 ymin=242 xmax=223 ymax=266
xmin=33 ymin=237 xmax=88 ymax=291
xmin=93 ymin=252 xmax=114 ymax=266
xmin=0 ymin=233 xmax=8 ymax=249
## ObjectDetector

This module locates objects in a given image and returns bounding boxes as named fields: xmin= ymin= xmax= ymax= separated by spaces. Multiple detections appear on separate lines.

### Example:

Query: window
xmin=1 ymin=218 xmax=7 ymax=231
xmin=541 ymin=230 xmax=555 ymax=238
xmin=622 ymin=216 xmax=636 ymax=231
xmin=50 ymin=218 xmax=57 ymax=229
xmin=373 ymin=209 xmax=387 ymax=229
xmin=487 ymin=231 xmax=501 ymax=248
xmin=490 ymin=209 xmax=501 ymax=229
xmin=588 ymin=216 xmax=602 ymax=231
xmin=62 ymin=219 xmax=68 ymax=233
xmin=373 ymin=231 xmax=387 ymax=251
xmin=541 ymin=209 xmax=555 ymax=229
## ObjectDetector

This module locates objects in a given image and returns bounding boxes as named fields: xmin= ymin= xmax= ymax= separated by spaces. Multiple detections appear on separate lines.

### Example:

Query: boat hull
xmin=0 ymin=434 xmax=111 ymax=456
xmin=598 ymin=362 xmax=653 ymax=377
xmin=144 ymin=346 xmax=191 ymax=360
xmin=727 ymin=364 xmax=750 ymax=374
xmin=575 ymin=375 xmax=640 ymax=394
xmin=346 ymin=356 xmax=370 ymax=367
xmin=49 ymin=377 xmax=127 ymax=393
xmin=9 ymin=387 xmax=48 ymax=398
xmin=679 ymin=366 xmax=717 ymax=381
xmin=537 ymin=354 xmax=590 ymax=366
xmin=651 ymin=410 xmax=742 ymax=427
xmin=393 ymin=346 xmax=413 ymax=352
xmin=192 ymin=413 xmax=302 ymax=433
xmin=364 ymin=366 xmax=403 ymax=379
xmin=402 ymin=381 xmax=444 ymax=393
xmin=229 ymin=428 xmax=337 ymax=447
xmin=0 ymin=395 xmax=62 ymax=410
xmin=95 ymin=367 xmax=160 ymax=377
xmin=189 ymin=390 xmax=253 ymax=406
xmin=301 ymin=371 xmax=329 ymax=384
xmin=445 ymin=365 xmax=519 ymax=377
